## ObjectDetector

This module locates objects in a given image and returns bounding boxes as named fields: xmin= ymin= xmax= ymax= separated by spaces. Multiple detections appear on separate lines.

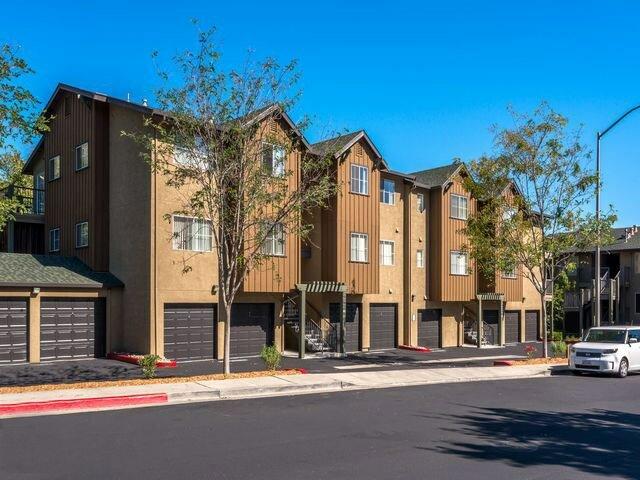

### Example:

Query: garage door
xmin=330 ymin=302 xmax=361 ymax=352
xmin=0 ymin=299 xmax=28 ymax=364
xmin=40 ymin=299 xmax=106 ymax=361
xmin=525 ymin=311 xmax=539 ymax=342
xmin=505 ymin=311 xmax=520 ymax=344
xmin=483 ymin=310 xmax=499 ymax=346
xmin=164 ymin=304 xmax=216 ymax=361
xmin=418 ymin=309 xmax=441 ymax=348
xmin=231 ymin=303 xmax=273 ymax=357
xmin=369 ymin=304 xmax=397 ymax=350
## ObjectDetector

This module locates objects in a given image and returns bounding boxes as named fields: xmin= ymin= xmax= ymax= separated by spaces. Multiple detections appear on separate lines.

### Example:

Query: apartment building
xmin=562 ymin=226 xmax=640 ymax=336
xmin=0 ymin=83 xmax=543 ymax=365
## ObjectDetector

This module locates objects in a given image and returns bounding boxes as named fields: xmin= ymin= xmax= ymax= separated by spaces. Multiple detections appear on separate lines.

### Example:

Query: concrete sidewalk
xmin=0 ymin=364 xmax=565 ymax=418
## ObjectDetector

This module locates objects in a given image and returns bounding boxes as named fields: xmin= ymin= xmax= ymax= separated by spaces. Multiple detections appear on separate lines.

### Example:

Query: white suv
xmin=569 ymin=326 xmax=640 ymax=378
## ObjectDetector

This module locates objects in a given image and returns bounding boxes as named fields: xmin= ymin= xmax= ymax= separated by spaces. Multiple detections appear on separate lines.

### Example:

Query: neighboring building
xmin=0 ymin=83 xmax=544 ymax=365
xmin=562 ymin=226 xmax=640 ymax=336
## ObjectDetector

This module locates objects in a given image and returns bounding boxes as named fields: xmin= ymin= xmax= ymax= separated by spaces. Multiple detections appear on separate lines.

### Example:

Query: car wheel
xmin=617 ymin=358 xmax=629 ymax=378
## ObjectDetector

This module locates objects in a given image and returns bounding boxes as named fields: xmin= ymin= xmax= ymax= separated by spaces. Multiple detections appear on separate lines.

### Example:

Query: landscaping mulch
xmin=0 ymin=369 xmax=301 ymax=395
xmin=512 ymin=357 xmax=568 ymax=365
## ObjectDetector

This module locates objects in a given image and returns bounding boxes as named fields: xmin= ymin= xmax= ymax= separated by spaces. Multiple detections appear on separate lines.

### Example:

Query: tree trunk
xmin=221 ymin=296 xmax=231 ymax=375
xmin=541 ymin=292 xmax=548 ymax=358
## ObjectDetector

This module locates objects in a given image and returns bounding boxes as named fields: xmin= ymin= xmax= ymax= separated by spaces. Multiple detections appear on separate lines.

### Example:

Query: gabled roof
xmin=574 ymin=226 xmax=640 ymax=254
xmin=410 ymin=161 xmax=464 ymax=189
xmin=0 ymin=253 xmax=123 ymax=289
xmin=310 ymin=130 xmax=388 ymax=169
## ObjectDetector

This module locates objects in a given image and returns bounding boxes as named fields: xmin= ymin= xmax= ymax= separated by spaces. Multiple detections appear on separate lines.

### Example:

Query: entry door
xmin=418 ymin=309 xmax=441 ymax=348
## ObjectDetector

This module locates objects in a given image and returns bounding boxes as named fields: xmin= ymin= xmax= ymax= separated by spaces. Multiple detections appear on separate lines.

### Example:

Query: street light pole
xmin=594 ymin=104 xmax=640 ymax=327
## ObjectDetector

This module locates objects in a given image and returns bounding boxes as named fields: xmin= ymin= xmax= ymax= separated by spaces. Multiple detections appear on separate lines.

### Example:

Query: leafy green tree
xmin=0 ymin=43 xmax=47 ymax=228
xmin=463 ymin=103 xmax=615 ymax=357
xmin=125 ymin=28 xmax=338 ymax=374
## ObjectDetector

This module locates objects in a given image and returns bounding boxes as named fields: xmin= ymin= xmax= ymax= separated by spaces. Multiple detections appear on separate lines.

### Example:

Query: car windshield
xmin=583 ymin=329 xmax=627 ymax=343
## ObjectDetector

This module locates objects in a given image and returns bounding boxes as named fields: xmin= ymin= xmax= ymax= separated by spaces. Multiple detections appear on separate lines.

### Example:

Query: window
xmin=416 ymin=249 xmax=424 ymax=268
xmin=262 ymin=143 xmax=285 ymax=177
xmin=502 ymin=207 xmax=516 ymax=221
xmin=262 ymin=223 xmax=286 ymax=256
xmin=380 ymin=179 xmax=395 ymax=205
xmin=49 ymin=228 xmax=60 ymax=252
xmin=380 ymin=240 xmax=395 ymax=266
xmin=48 ymin=155 xmax=60 ymax=181
xmin=172 ymin=216 xmax=212 ymax=252
xmin=502 ymin=266 xmax=517 ymax=279
xmin=417 ymin=193 xmax=425 ymax=212
xmin=350 ymin=164 xmax=369 ymax=195
xmin=350 ymin=233 xmax=368 ymax=262
xmin=450 ymin=251 xmax=468 ymax=276
xmin=75 ymin=142 xmax=89 ymax=171
xmin=636 ymin=293 xmax=640 ymax=314
xmin=75 ymin=222 xmax=89 ymax=248
xmin=174 ymin=137 xmax=207 ymax=166
xmin=450 ymin=194 xmax=468 ymax=220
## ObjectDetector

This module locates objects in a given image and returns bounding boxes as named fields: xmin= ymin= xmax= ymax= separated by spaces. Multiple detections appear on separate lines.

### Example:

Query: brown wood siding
xmin=321 ymin=195 xmax=338 ymax=282
xmin=428 ymin=188 xmax=442 ymax=300
xmin=243 ymin=118 xmax=300 ymax=293
xmin=42 ymin=93 xmax=109 ymax=271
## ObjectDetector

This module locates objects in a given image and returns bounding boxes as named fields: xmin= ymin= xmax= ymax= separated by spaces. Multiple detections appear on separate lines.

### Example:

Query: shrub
xmin=139 ymin=354 xmax=161 ymax=379
xmin=524 ymin=344 xmax=537 ymax=359
xmin=551 ymin=331 xmax=564 ymax=342
xmin=260 ymin=344 xmax=282 ymax=371
xmin=550 ymin=341 xmax=567 ymax=358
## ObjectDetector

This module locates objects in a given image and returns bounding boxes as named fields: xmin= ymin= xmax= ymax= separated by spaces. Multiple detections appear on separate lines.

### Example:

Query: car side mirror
xmin=629 ymin=338 xmax=638 ymax=344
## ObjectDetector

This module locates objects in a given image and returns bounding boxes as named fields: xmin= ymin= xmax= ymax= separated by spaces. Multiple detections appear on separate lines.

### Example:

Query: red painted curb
xmin=398 ymin=345 xmax=432 ymax=353
xmin=0 ymin=393 xmax=168 ymax=416
xmin=107 ymin=353 xmax=177 ymax=369
xmin=295 ymin=368 xmax=308 ymax=374
xmin=493 ymin=360 xmax=515 ymax=366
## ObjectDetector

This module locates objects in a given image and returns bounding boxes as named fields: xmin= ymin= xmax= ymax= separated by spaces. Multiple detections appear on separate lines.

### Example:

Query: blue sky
xmin=2 ymin=0 xmax=639 ymax=226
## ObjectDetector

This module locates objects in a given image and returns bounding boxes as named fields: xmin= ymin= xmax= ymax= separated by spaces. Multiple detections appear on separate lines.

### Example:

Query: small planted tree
xmin=126 ymin=28 xmax=338 ymax=374
xmin=463 ymin=103 xmax=615 ymax=358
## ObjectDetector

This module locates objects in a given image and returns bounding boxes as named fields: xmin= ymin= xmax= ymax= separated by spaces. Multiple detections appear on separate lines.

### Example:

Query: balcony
xmin=0 ymin=185 xmax=44 ymax=216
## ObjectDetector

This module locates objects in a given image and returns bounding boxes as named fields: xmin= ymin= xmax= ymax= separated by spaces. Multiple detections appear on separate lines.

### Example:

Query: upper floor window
xmin=75 ymin=142 xmax=89 ymax=171
xmin=450 ymin=250 xmax=468 ymax=276
xmin=263 ymin=143 xmax=285 ymax=177
xmin=173 ymin=215 xmax=212 ymax=252
xmin=262 ymin=222 xmax=286 ymax=256
xmin=417 ymin=193 xmax=425 ymax=212
xmin=380 ymin=240 xmax=395 ymax=266
xmin=75 ymin=222 xmax=89 ymax=248
xmin=48 ymin=155 xmax=61 ymax=181
xmin=174 ymin=136 xmax=207 ymax=166
xmin=49 ymin=228 xmax=60 ymax=252
xmin=350 ymin=164 xmax=369 ymax=195
xmin=380 ymin=179 xmax=395 ymax=205
xmin=450 ymin=194 xmax=468 ymax=220
xmin=502 ymin=266 xmax=517 ymax=279
xmin=350 ymin=232 xmax=368 ymax=262
xmin=416 ymin=249 xmax=424 ymax=268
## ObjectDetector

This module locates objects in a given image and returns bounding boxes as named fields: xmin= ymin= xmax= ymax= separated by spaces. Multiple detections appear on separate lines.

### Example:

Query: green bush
xmin=551 ymin=331 xmax=564 ymax=342
xmin=139 ymin=354 xmax=161 ymax=379
xmin=260 ymin=344 xmax=282 ymax=371
xmin=550 ymin=341 xmax=567 ymax=358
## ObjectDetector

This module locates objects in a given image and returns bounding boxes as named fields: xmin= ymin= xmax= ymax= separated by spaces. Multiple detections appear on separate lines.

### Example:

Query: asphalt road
xmin=2 ymin=373 xmax=639 ymax=480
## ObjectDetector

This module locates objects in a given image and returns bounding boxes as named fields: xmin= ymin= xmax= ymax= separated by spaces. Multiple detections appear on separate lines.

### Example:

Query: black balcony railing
xmin=0 ymin=185 xmax=45 ymax=215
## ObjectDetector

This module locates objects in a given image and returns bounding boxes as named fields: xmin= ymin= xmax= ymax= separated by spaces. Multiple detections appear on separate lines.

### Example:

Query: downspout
xmin=150 ymin=130 xmax=158 ymax=354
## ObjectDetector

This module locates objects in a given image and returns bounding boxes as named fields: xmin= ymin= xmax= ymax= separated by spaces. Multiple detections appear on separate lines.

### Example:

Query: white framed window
xmin=172 ymin=215 xmax=213 ymax=252
xmin=174 ymin=136 xmax=207 ymax=166
xmin=350 ymin=232 xmax=368 ymax=262
xmin=350 ymin=164 xmax=369 ymax=195
xmin=502 ymin=266 xmax=517 ymax=279
xmin=75 ymin=222 xmax=89 ymax=248
xmin=450 ymin=250 xmax=468 ymax=276
xmin=48 ymin=155 xmax=61 ymax=181
xmin=417 ymin=193 xmax=425 ymax=212
xmin=380 ymin=240 xmax=395 ymax=266
xmin=49 ymin=228 xmax=60 ymax=252
xmin=262 ymin=222 xmax=286 ymax=256
xmin=262 ymin=143 xmax=286 ymax=177
xmin=450 ymin=194 xmax=468 ymax=220
xmin=380 ymin=179 xmax=395 ymax=205
xmin=416 ymin=249 xmax=424 ymax=268
xmin=75 ymin=142 xmax=89 ymax=171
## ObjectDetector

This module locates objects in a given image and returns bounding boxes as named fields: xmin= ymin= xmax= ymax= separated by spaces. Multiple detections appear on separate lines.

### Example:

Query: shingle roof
xmin=310 ymin=131 xmax=364 ymax=157
xmin=410 ymin=161 xmax=463 ymax=189
xmin=0 ymin=253 xmax=123 ymax=288
xmin=599 ymin=227 xmax=640 ymax=253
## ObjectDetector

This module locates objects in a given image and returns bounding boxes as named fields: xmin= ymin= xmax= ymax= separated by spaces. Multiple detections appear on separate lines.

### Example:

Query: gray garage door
xmin=330 ymin=302 xmax=361 ymax=352
xmin=369 ymin=304 xmax=397 ymax=350
xmin=164 ymin=304 xmax=216 ymax=361
xmin=40 ymin=299 xmax=106 ymax=361
xmin=0 ymin=299 xmax=28 ymax=364
xmin=418 ymin=309 xmax=441 ymax=348
xmin=505 ymin=311 xmax=520 ymax=344
xmin=231 ymin=303 xmax=274 ymax=357
xmin=525 ymin=311 xmax=539 ymax=342
xmin=483 ymin=310 xmax=499 ymax=346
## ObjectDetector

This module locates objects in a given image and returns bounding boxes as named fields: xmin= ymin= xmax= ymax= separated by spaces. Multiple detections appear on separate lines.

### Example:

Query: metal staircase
xmin=283 ymin=297 xmax=337 ymax=353
xmin=463 ymin=308 xmax=494 ymax=346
